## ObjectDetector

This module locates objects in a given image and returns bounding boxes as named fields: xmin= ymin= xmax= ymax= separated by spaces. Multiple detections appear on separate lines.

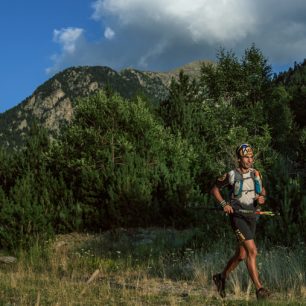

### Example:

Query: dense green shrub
xmin=49 ymin=91 xmax=199 ymax=230
xmin=258 ymin=156 xmax=306 ymax=245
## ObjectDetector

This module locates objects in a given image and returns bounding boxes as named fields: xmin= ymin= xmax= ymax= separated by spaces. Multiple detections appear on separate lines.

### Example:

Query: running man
xmin=210 ymin=143 xmax=270 ymax=300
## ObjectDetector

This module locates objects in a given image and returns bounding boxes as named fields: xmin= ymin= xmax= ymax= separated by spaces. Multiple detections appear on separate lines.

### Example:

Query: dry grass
xmin=0 ymin=229 xmax=305 ymax=305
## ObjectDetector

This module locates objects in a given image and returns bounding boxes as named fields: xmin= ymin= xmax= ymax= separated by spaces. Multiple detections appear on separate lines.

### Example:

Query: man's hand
xmin=256 ymin=195 xmax=265 ymax=205
xmin=223 ymin=204 xmax=233 ymax=214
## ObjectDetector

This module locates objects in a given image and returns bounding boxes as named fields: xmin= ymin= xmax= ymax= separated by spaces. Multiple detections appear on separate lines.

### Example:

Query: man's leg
xmin=213 ymin=244 xmax=246 ymax=297
xmin=222 ymin=244 xmax=246 ymax=278
xmin=242 ymin=239 xmax=262 ymax=290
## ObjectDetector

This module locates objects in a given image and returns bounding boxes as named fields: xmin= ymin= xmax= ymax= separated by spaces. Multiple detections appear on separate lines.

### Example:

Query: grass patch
xmin=0 ymin=228 xmax=305 ymax=305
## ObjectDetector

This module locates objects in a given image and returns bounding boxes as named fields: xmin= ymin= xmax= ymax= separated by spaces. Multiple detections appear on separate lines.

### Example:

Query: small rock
xmin=0 ymin=256 xmax=17 ymax=264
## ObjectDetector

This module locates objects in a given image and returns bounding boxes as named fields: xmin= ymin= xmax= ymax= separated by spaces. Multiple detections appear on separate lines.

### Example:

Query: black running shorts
xmin=230 ymin=215 xmax=256 ymax=242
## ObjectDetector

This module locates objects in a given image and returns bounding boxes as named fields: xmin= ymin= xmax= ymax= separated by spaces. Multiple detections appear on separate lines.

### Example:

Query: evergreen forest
xmin=0 ymin=45 xmax=305 ymax=250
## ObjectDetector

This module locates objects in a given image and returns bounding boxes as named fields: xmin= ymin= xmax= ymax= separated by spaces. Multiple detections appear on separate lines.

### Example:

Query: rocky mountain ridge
xmin=0 ymin=60 xmax=207 ymax=149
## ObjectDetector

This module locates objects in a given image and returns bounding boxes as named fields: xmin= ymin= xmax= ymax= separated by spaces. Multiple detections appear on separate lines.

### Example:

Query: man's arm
xmin=255 ymin=169 xmax=266 ymax=205
xmin=211 ymin=184 xmax=234 ymax=214
xmin=257 ymin=186 xmax=266 ymax=205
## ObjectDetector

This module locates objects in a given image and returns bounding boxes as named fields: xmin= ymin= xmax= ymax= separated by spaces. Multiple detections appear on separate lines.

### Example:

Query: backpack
xmin=230 ymin=168 xmax=262 ymax=199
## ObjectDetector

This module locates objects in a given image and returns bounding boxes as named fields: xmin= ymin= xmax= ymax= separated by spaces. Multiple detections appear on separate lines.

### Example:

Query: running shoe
xmin=256 ymin=287 xmax=271 ymax=300
xmin=213 ymin=273 xmax=226 ymax=298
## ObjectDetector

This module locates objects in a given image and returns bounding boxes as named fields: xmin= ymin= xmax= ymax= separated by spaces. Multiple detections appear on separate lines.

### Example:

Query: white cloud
xmin=138 ymin=39 xmax=169 ymax=68
xmin=104 ymin=27 xmax=115 ymax=39
xmin=53 ymin=27 xmax=84 ymax=54
xmin=47 ymin=0 xmax=306 ymax=75
xmin=92 ymin=0 xmax=256 ymax=43
xmin=46 ymin=27 xmax=87 ymax=74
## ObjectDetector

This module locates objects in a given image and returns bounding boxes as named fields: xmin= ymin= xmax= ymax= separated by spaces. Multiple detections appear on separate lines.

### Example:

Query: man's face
xmin=239 ymin=155 xmax=254 ymax=169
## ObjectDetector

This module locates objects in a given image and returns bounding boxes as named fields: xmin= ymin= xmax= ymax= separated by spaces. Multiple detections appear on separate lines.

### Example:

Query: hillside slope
xmin=0 ymin=61 xmax=206 ymax=149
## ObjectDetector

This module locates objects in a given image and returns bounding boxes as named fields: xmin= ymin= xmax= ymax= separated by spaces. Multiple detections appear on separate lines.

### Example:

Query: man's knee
xmin=246 ymin=246 xmax=257 ymax=258
xmin=243 ymin=240 xmax=258 ymax=258
xmin=236 ymin=247 xmax=247 ymax=261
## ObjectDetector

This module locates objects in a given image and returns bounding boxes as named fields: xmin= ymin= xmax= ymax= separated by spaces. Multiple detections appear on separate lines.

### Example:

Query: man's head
xmin=236 ymin=144 xmax=254 ymax=170
xmin=236 ymin=144 xmax=253 ymax=159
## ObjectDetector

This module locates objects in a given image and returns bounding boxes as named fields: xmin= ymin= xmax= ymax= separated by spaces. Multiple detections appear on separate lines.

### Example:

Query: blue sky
xmin=1 ymin=0 xmax=306 ymax=113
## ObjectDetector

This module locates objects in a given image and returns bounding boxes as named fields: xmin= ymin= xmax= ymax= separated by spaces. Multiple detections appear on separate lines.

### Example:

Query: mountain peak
xmin=0 ymin=60 xmax=207 ymax=149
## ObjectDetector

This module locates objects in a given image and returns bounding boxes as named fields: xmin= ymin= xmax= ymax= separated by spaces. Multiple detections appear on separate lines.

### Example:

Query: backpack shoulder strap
xmin=232 ymin=169 xmax=243 ymax=197
xmin=233 ymin=168 xmax=243 ymax=182
xmin=251 ymin=168 xmax=263 ymax=194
